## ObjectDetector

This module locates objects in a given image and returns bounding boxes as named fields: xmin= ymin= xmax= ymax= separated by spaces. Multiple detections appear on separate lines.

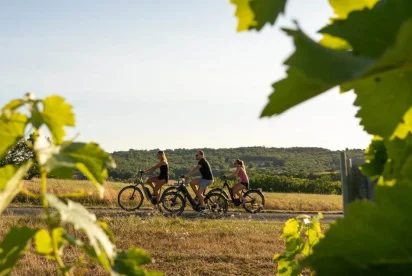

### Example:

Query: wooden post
xmin=340 ymin=151 xmax=349 ymax=216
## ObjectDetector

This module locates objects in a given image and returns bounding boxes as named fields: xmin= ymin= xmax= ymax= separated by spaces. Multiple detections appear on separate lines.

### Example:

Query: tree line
xmin=0 ymin=136 xmax=363 ymax=194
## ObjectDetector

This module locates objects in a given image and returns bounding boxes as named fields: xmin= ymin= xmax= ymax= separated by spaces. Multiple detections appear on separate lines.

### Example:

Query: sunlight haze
xmin=0 ymin=0 xmax=372 ymax=152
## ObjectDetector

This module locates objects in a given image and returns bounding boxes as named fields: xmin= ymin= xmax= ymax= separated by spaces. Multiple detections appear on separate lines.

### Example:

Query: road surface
xmin=2 ymin=207 xmax=342 ymax=222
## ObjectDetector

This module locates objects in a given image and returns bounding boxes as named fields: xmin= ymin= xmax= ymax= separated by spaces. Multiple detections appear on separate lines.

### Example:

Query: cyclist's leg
xmin=190 ymin=177 xmax=200 ymax=195
xmin=153 ymin=178 xmax=166 ymax=203
xmin=198 ymin=179 xmax=213 ymax=207
xmin=232 ymin=183 xmax=243 ymax=199
xmin=146 ymin=176 xmax=157 ymax=189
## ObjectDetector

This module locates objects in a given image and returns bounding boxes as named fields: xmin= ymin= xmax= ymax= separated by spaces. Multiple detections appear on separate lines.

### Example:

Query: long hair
xmin=158 ymin=150 xmax=167 ymax=161
xmin=235 ymin=159 xmax=246 ymax=172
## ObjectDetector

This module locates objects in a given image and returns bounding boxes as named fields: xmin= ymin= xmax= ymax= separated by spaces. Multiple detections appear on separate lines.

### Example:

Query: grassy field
xmin=1 ymin=215 xmax=330 ymax=276
xmin=12 ymin=178 xmax=342 ymax=212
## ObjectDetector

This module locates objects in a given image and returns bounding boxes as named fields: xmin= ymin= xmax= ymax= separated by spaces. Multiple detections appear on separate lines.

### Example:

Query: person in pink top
xmin=227 ymin=159 xmax=249 ymax=206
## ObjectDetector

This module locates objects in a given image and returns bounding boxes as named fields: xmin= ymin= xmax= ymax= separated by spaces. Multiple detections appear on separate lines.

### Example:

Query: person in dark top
xmin=144 ymin=150 xmax=169 ymax=204
xmin=184 ymin=150 xmax=214 ymax=210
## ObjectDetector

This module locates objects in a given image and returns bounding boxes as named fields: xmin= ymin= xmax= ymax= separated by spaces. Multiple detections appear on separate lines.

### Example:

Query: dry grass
xmin=12 ymin=178 xmax=342 ymax=212
xmin=1 ymin=215 xmax=330 ymax=276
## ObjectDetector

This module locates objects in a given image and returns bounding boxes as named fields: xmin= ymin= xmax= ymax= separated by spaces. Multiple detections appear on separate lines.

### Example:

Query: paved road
xmin=2 ymin=207 xmax=343 ymax=222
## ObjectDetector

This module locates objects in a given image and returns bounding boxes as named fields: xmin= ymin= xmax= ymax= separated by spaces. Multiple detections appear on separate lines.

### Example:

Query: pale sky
xmin=1 ymin=0 xmax=372 ymax=152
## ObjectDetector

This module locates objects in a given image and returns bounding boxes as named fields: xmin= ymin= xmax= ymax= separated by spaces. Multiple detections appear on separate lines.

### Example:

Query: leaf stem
xmin=40 ymin=169 xmax=68 ymax=275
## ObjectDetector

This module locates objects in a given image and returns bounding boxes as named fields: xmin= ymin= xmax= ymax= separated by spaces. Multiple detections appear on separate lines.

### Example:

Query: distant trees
xmin=0 ymin=133 xmax=40 ymax=179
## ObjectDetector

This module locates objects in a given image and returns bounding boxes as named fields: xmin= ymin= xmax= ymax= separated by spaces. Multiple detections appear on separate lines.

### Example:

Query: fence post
xmin=340 ymin=151 xmax=349 ymax=216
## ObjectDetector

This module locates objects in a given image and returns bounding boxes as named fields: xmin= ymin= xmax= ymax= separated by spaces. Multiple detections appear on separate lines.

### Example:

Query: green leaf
xmin=260 ymin=28 xmax=372 ymax=116
xmin=391 ymin=107 xmax=412 ymax=140
xmin=0 ymin=113 xmax=27 ymax=158
xmin=298 ymin=179 xmax=412 ymax=275
xmin=360 ymin=137 xmax=387 ymax=178
xmin=351 ymin=71 xmax=412 ymax=138
xmin=35 ymin=228 xmax=67 ymax=259
xmin=37 ymin=95 xmax=75 ymax=145
xmin=0 ymin=162 xmax=32 ymax=214
xmin=383 ymin=133 xmax=412 ymax=183
xmin=321 ymin=0 xmax=412 ymax=58
xmin=34 ymin=136 xmax=116 ymax=189
xmin=230 ymin=0 xmax=256 ymax=31
xmin=112 ymin=248 xmax=157 ymax=276
xmin=35 ymin=229 xmax=53 ymax=256
xmin=46 ymin=194 xmax=116 ymax=259
xmin=230 ymin=0 xmax=287 ymax=32
xmin=328 ymin=0 xmax=378 ymax=19
xmin=319 ymin=34 xmax=350 ymax=50
xmin=319 ymin=0 xmax=378 ymax=50
xmin=45 ymin=142 xmax=116 ymax=189
xmin=1 ymin=99 xmax=24 ymax=112
xmin=261 ymin=23 xmax=412 ymax=139
xmin=0 ymin=227 xmax=36 ymax=276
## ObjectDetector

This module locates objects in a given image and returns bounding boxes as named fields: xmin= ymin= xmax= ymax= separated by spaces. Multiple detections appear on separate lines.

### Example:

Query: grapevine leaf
xmin=391 ymin=107 xmax=412 ymax=140
xmin=35 ymin=95 xmax=75 ymax=145
xmin=46 ymin=194 xmax=116 ymax=259
xmin=319 ymin=34 xmax=350 ymax=50
xmin=248 ymin=0 xmax=287 ymax=31
xmin=230 ymin=0 xmax=256 ymax=31
xmin=382 ymin=133 xmax=412 ymax=183
xmin=0 ymin=227 xmax=37 ymax=276
xmin=35 ymin=229 xmax=53 ymax=256
xmin=319 ymin=0 xmax=378 ymax=50
xmin=35 ymin=139 xmax=116 ymax=187
xmin=0 ymin=162 xmax=32 ymax=214
xmin=1 ymin=99 xmax=24 ymax=112
xmin=277 ymin=258 xmax=299 ymax=276
xmin=230 ymin=0 xmax=287 ymax=32
xmin=261 ymin=28 xmax=373 ymax=116
xmin=262 ymin=24 xmax=412 ymax=139
xmin=328 ymin=0 xmax=378 ymax=19
xmin=298 ymin=179 xmax=412 ymax=275
xmin=0 ymin=113 xmax=27 ymax=158
xmin=320 ymin=0 xmax=412 ymax=58
xmin=351 ymin=71 xmax=412 ymax=138
xmin=302 ymin=216 xmax=324 ymax=257
xmin=360 ymin=137 xmax=387 ymax=178
xmin=35 ymin=228 xmax=66 ymax=259
xmin=112 ymin=248 xmax=159 ymax=276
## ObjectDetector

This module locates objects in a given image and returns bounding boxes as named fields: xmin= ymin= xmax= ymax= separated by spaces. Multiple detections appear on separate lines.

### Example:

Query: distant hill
xmin=108 ymin=146 xmax=364 ymax=181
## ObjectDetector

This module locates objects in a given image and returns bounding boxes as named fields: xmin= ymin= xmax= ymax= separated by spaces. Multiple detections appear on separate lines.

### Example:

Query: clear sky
xmin=1 ymin=0 xmax=371 ymax=152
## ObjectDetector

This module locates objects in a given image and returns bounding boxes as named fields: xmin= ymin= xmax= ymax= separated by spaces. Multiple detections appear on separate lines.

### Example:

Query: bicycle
xmin=206 ymin=175 xmax=265 ymax=213
xmin=160 ymin=175 xmax=228 ymax=216
xmin=117 ymin=170 xmax=179 ymax=211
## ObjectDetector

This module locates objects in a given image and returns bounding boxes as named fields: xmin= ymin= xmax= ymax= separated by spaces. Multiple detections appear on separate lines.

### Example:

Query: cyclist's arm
xmin=227 ymin=167 xmax=239 ymax=178
xmin=144 ymin=162 xmax=162 ymax=174
xmin=184 ymin=164 xmax=201 ymax=177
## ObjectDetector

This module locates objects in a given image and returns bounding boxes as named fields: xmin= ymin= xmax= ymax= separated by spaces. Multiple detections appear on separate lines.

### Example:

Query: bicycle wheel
xmin=242 ymin=190 xmax=265 ymax=213
xmin=206 ymin=188 xmax=229 ymax=199
xmin=160 ymin=192 xmax=186 ymax=216
xmin=204 ymin=192 xmax=228 ymax=214
xmin=117 ymin=185 xmax=144 ymax=211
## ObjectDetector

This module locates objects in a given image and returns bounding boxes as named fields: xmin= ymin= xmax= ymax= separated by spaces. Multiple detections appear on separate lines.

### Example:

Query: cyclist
xmin=144 ymin=150 xmax=169 ymax=204
xmin=184 ymin=150 xmax=214 ymax=210
xmin=226 ymin=159 xmax=249 ymax=206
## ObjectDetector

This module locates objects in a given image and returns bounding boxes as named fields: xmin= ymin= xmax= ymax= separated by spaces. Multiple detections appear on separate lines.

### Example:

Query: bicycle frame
xmin=175 ymin=178 xmax=199 ymax=210
xmin=213 ymin=178 xmax=246 ymax=202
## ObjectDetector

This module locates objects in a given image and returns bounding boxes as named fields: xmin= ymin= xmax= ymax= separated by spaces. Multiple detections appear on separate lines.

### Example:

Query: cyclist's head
xmin=234 ymin=159 xmax=246 ymax=170
xmin=157 ymin=150 xmax=167 ymax=161
xmin=195 ymin=150 xmax=204 ymax=160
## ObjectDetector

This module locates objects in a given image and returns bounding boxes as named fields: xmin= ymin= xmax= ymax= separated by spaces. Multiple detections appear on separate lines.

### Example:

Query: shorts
xmin=240 ymin=182 xmax=249 ymax=189
xmin=199 ymin=178 xmax=213 ymax=188
xmin=158 ymin=174 xmax=169 ymax=183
